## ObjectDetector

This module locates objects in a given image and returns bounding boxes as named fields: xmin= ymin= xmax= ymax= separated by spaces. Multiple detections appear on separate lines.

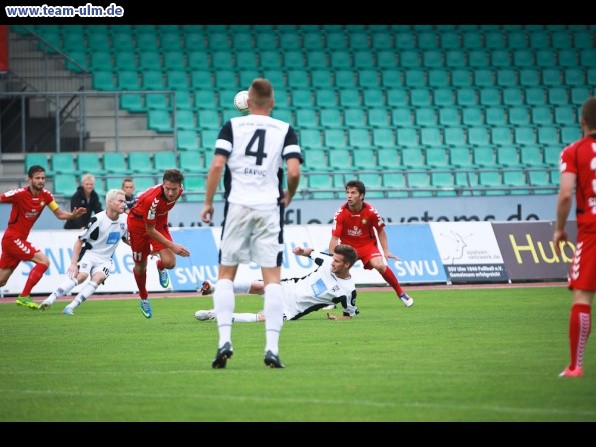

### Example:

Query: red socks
xmin=380 ymin=266 xmax=404 ymax=296
xmin=133 ymin=270 xmax=148 ymax=299
xmin=20 ymin=263 xmax=48 ymax=297
xmin=568 ymin=303 xmax=592 ymax=370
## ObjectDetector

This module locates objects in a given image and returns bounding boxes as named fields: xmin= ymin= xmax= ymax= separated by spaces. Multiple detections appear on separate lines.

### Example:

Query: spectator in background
xmin=553 ymin=96 xmax=596 ymax=378
xmin=64 ymin=173 xmax=102 ymax=230
xmin=0 ymin=165 xmax=86 ymax=309
xmin=121 ymin=177 xmax=136 ymax=213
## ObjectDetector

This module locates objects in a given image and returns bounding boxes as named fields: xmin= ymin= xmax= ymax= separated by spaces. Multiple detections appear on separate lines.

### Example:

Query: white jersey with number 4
xmin=215 ymin=114 xmax=302 ymax=210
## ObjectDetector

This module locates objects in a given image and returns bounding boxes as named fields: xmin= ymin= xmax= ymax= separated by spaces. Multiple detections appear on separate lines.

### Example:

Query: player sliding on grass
xmin=195 ymin=244 xmax=359 ymax=322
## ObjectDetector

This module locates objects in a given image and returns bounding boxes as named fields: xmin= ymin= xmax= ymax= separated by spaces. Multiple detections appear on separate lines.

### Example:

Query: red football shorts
xmin=354 ymin=244 xmax=384 ymax=270
xmin=0 ymin=236 xmax=39 ymax=270
xmin=568 ymin=230 xmax=596 ymax=292
xmin=128 ymin=221 xmax=172 ymax=263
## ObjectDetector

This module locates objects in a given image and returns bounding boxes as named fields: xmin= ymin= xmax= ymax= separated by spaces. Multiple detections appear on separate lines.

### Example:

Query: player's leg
xmin=63 ymin=260 xmax=109 ymax=314
xmin=16 ymin=249 xmax=50 ymax=309
xmin=560 ymin=290 xmax=593 ymax=377
xmin=153 ymin=227 xmax=176 ymax=288
xmin=40 ymin=273 xmax=85 ymax=310
xmin=367 ymin=253 xmax=413 ymax=308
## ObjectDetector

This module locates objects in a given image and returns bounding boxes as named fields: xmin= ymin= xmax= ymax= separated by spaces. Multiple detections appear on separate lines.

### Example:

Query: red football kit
xmin=560 ymin=133 xmax=596 ymax=291
xmin=127 ymin=183 xmax=182 ymax=262
xmin=0 ymin=187 xmax=59 ymax=269
xmin=331 ymin=201 xmax=385 ymax=269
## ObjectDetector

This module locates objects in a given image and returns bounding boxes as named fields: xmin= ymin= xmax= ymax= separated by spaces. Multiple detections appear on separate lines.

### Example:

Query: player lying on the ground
xmin=195 ymin=244 xmax=359 ymax=322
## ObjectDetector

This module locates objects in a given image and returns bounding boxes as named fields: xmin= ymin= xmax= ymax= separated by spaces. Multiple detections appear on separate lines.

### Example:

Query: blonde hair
xmin=105 ymin=188 xmax=125 ymax=205
xmin=81 ymin=173 xmax=95 ymax=184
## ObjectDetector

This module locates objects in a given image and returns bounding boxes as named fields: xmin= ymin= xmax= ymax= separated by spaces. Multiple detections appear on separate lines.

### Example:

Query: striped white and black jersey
xmin=215 ymin=114 xmax=303 ymax=210
xmin=77 ymin=210 xmax=128 ymax=260
xmin=282 ymin=251 xmax=358 ymax=321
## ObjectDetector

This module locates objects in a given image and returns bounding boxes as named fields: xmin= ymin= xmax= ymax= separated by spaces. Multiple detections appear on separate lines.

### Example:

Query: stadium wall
xmin=0 ymin=220 xmax=575 ymax=296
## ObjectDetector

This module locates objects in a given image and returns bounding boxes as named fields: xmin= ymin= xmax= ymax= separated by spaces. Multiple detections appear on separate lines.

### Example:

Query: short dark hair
xmin=345 ymin=180 xmax=365 ymax=196
xmin=28 ymin=165 xmax=46 ymax=178
xmin=163 ymin=168 xmax=184 ymax=184
xmin=334 ymin=244 xmax=358 ymax=268
xmin=581 ymin=96 xmax=596 ymax=130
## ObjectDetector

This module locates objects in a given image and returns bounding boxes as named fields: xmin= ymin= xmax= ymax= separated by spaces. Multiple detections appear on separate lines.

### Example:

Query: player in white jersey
xmin=39 ymin=189 xmax=128 ymax=314
xmin=201 ymin=78 xmax=302 ymax=368
xmin=195 ymin=244 xmax=359 ymax=323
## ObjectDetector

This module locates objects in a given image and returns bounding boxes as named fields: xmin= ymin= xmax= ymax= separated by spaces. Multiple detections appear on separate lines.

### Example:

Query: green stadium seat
xmin=25 ymin=153 xmax=51 ymax=175
xmin=528 ymin=31 xmax=550 ymax=49
xmin=145 ymin=93 xmax=170 ymax=111
xmin=503 ymin=170 xmax=529 ymax=194
xmin=444 ymin=127 xmax=466 ymax=146
xmin=377 ymin=148 xmax=398 ymax=168
xmin=474 ymin=68 xmax=496 ymax=87
xmin=451 ymin=68 xmax=473 ymax=87
xmin=514 ymin=126 xmax=537 ymax=146
xmin=548 ymin=87 xmax=569 ymax=106
xmin=113 ymin=50 xmax=137 ymax=72
xmin=127 ymin=151 xmax=156 ymax=174
xmin=535 ymin=49 xmax=557 ymax=67
xmin=186 ymin=50 xmax=209 ymax=70
xmin=214 ymin=70 xmax=238 ymax=89
xmin=439 ymin=31 xmax=461 ymax=49
xmin=311 ymin=70 xmax=334 ymax=89
xmin=401 ymin=148 xmax=426 ymax=169
xmin=425 ymin=148 xmax=449 ymax=168
xmin=367 ymin=109 xmax=390 ymax=128
xmin=302 ymin=148 xmax=328 ymax=172
xmin=507 ymin=31 xmax=529 ymax=49
xmin=561 ymin=126 xmax=582 ymax=143
xmin=542 ymin=68 xmax=563 ymax=86
xmin=320 ymin=109 xmax=342 ymax=128
xmin=397 ymin=128 xmax=419 ymax=148
xmin=543 ymin=146 xmax=562 ymax=166
xmin=343 ymin=108 xmax=366 ymax=128
xmin=347 ymin=128 xmax=371 ymax=148
xmin=496 ymin=147 xmax=521 ymax=167
xmin=445 ymin=50 xmax=467 ymax=67
xmin=174 ymin=109 xmax=196 ymax=131
xmin=328 ymin=148 xmax=353 ymax=170
xmin=211 ymin=50 xmax=234 ymax=69
xmin=420 ymin=128 xmax=443 ymax=147
xmin=383 ymin=172 xmax=409 ymax=198
xmin=554 ymin=106 xmax=577 ymax=125
xmin=330 ymin=51 xmax=352 ymax=68
xmin=407 ymin=172 xmax=433 ymax=197
xmin=512 ymin=49 xmax=535 ymax=67
xmin=538 ymin=127 xmax=560 ymax=145
xmin=530 ymin=106 xmax=553 ymax=125
xmin=349 ymin=32 xmax=371 ymax=50
xmin=315 ymin=89 xmax=338 ymax=108
xmin=116 ymin=70 xmax=140 ymax=91
xmin=404 ymin=69 xmax=427 ymax=87
xmin=64 ymin=50 xmax=88 ymax=73
xmin=502 ymin=87 xmax=524 ymax=106
xmin=448 ymin=147 xmax=474 ymax=168
xmin=260 ymin=50 xmax=283 ymax=69
xmin=154 ymin=151 xmax=178 ymax=170
xmin=387 ymin=89 xmax=408 ymax=107
xmin=357 ymin=172 xmax=384 ymax=198
xmin=207 ymin=32 xmax=230 ymax=50
xmin=468 ymin=50 xmax=490 ymax=67
xmin=286 ymin=69 xmax=309 ymax=89
xmin=431 ymin=172 xmax=457 ymax=197
xmin=473 ymin=148 xmax=498 ymax=168
xmin=520 ymin=146 xmax=546 ymax=168
xmin=176 ymin=130 xmax=198 ymax=151
xmin=580 ymin=49 xmax=595 ymax=67
xmin=162 ymin=50 xmax=186 ymax=71
xmin=167 ymin=70 xmax=190 ymax=91
xmin=380 ymin=69 xmax=404 ymax=88
xmin=306 ymin=50 xmax=328 ymax=68
xmin=371 ymin=33 xmax=394 ymax=49
xmin=372 ymin=128 xmax=395 ymax=147
xmin=496 ymin=68 xmax=517 ymax=87
xmin=160 ymin=32 xmax=183 ymax=50
xmin=399 ymin=50 xmax=422 ymax=68
xmin=88 ymin=50 xmax=112 ymax=71
xmin=422 ymin=50 xmax=444 ymax=68
xmin=491 ymin=127 xmax=513 ymax=146
xmin=51 ymin=153 xmax=77 ymax=174
xmin=277 ymin=33 xmax=299 ymax=49
xmin=410 ymin=88 xmax=432 ymax=107
xmin=438 ymin=108 xmax=461 ymax=126
xmin=358 ymin=69 xmax=381 ymax=88
xmin=571 ymin=87 xmax=591 ymax=106
xmin=519 ymin=68 xmax=540 ymax=87
xmin=353 ymin=51 xmax=374 ymax=69
xmin=299 ymin=129 xmax=323 ymax=150
xmin=468 ymin=128 xmax=489 ymax=146
xmin=558 ymin=49 xmax=578 ymax=67
xmin=178 ymin=151 xmax=203 ymax=173
xmin=141 ymin=70 xmax=165 ymax=90
xmin=419 ymin=32 xmax=439 ymax=49
xmin=564 ymin=68 xmax=586 ymax=86
xmin=135 ymin=31 xmax=159 ymax=51
xmin=102 ymin=152 xmax=128 ymax=175
xmin=528 ymin=170 xmax=553 ymax=194
xmin=485 ymin=107 xmax=507 ymax=126
xmin=337 ymin=89 xmax=360 ymax=107
xmin=478 ymin=170 xmax=503 ymax=195
xmin=394 ymin=32 xmax=416 ymax=49
xmin=352 ymin=148 xmax=377 ymax=170
xmin=133 ymin=176 xmax=157 ymax=194
xmin=392 ymin=108 xmax=413 ymax=126
xmin=93 ymin=70 xmax=117 ymax=91
xmin=137 ymin=50 xmax=161 ymax=69
xmin=77 ymin=152 xmax=105 ymax=175
xmin=456 ymin=88 xmax=479 ymax=106
xmin=325 ymin=129 xmax=347 ymax=148
xmin=462 ymin=107 xmax=484 ymax=126
xmin=53 ymin=174 xmax=78 ymax=197
xmin=307 ymin=173 xmax=335 ymax=199
xmin=428 ymin=69 xmax=450 ymax=87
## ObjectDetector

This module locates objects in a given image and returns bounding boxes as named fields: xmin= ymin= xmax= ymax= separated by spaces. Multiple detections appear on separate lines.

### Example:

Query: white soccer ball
xmin=234 ymin=90 xmax=249 ymax=113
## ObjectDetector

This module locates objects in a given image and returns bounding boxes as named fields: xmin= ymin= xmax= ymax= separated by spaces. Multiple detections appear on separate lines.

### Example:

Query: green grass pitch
xmin=0 ymin=286 xmax=594 ymax=422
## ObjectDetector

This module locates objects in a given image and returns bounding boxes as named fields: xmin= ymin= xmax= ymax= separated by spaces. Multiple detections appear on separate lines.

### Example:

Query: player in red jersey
xmin=127 ymin=169 xmax=190 ymax=318
xmin=329 ymin=179 xmax=413 ymax=308
xmin=553 ymin=96 xmax=596 ymax=378
xmin=0 ymin=165 xmax=87 ymax=309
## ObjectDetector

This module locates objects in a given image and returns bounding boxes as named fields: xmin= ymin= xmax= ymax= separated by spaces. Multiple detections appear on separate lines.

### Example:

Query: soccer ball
xmin=234 ymin=90 xmax=249 ymax=113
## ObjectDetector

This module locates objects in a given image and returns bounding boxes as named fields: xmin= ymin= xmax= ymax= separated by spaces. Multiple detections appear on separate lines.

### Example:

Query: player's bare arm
xmin=201 ymin=155 xmax=226 ymax=224
xmin=326 ymin=313 xmax=352 ymax=320
xmin=146 ymin=224 xmax=190 ymax=257
xmin=292 ymin=246 xmax=314 ymax=257
xmin=54 ymin=205 xmax=87 ymax=221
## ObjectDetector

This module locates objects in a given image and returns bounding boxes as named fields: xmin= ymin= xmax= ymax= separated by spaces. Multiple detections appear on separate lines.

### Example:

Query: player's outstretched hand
xmin=326 ymin=313 xmax=337 ymax=320
xmin=173 ymin=243 xmax=190 ymax=257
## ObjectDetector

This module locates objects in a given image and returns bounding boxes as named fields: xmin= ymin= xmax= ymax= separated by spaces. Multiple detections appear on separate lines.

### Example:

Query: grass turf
xmin=0 ymin=286 xmax=594 ymax=422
